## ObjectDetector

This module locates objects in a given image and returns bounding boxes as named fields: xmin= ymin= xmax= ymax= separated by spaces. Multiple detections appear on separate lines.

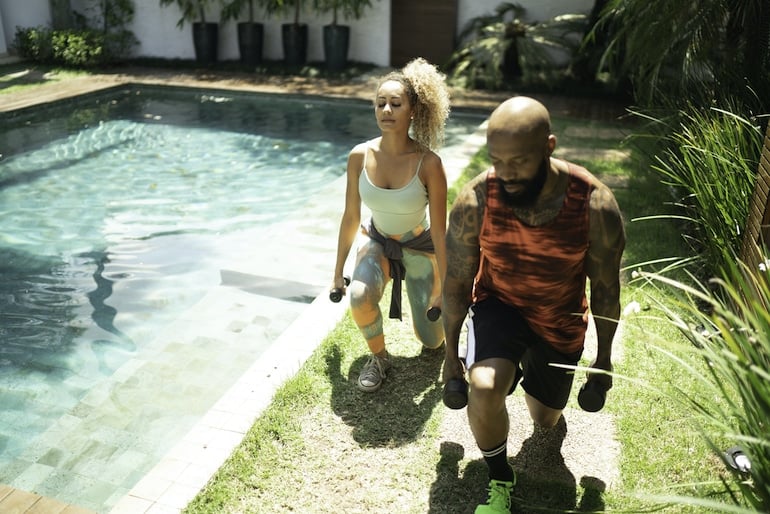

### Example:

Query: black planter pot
xmin=282 ymin=23 xmax=308 ymax=67
xmin=237 ymin=22 xmax=263 ymax=66
xmin=192 ymin=22 xmax=218 ymax=65
xmin=323 ymin=24 xmax=350 ymax=72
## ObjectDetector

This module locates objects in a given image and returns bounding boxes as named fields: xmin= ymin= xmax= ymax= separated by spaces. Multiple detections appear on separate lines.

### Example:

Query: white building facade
xmin=0 ymin=0 xmax=594 ymax=65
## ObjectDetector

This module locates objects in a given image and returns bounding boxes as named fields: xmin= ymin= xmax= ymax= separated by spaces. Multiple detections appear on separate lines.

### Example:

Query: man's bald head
xmin=487 ymin=96 xmax=551 ymax=140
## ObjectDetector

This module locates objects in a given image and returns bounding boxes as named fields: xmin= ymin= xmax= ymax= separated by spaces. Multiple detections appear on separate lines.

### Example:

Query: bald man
xmin=442 ymin=96 xmax=625 ymax=513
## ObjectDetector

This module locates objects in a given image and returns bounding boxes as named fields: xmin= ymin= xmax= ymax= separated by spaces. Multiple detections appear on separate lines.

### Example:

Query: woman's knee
xmin=349 ymin=262 xmax=385 ymax=309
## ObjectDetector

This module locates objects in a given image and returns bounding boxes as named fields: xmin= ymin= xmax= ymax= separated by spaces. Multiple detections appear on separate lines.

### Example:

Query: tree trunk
xmin=49 ymin=0 xmax=73 ymax=30
xmin=743 ymin=0 xmax=770 ymax=84
xmin=570 ymin=0 xmax=611 ymax=82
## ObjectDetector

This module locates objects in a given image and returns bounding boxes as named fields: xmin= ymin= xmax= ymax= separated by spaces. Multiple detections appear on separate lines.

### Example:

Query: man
xmin=442 ymin=96 xmax=625 ymax=513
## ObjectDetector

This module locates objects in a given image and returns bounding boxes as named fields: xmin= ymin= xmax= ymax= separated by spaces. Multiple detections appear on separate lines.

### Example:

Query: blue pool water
xmin=0 ymin=86 xmax=485 ymax=511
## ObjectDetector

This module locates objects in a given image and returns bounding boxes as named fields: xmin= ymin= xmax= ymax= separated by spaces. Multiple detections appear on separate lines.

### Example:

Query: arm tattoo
xmin=446 ymin=184 xmax=483 ymax=280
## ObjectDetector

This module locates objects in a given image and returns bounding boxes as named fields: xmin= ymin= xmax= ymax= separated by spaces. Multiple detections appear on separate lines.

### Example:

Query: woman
xmin=331 ymin=58 xmax=451 ymax=392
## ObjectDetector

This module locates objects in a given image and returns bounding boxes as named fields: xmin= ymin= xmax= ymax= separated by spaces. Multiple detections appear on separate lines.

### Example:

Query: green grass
xmin=0 ymin=63 xmax=90 ymax=95
xmin=184 ymin=114 xmax=744 ymax=512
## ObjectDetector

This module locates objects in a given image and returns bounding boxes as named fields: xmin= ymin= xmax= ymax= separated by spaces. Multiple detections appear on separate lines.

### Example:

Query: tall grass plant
xmin=636 ymin=257 xmax=770 ymax=512
xmin=630 ymin=104 xmax=764 ymax=278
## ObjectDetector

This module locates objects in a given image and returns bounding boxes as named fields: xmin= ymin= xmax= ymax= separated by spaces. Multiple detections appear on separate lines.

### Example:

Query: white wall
xmin=0 ymin=0 xmax=51 ymax=53
xmin=0 ymin=7 xmax=6 ymax=55
xmin=129 ymin=0 xmax=390 ymax=64
xmin=0 ymin=0 xmax=593 ymax=66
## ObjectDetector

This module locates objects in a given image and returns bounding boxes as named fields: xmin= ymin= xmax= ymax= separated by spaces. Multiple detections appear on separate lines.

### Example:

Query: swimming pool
xmin=0 ymin=86 xmax=486 ymax=512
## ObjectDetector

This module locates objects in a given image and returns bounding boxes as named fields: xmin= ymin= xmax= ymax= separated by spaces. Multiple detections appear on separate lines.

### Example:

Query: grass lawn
xmin=0 ymin=63 xmax=89 ymax=94
xmin=183 ymin=114 xmax=737 ymax=512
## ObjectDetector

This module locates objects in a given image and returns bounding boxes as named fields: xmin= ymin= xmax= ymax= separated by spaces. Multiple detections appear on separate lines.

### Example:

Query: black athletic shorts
xmin=466 ymin=296 xmax=583 ymax=410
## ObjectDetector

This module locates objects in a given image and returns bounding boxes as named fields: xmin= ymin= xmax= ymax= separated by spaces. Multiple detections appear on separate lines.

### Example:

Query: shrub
xmin=12 ymin=0 xmax=136 ymax=67
xmin=51 ymin=29 xmax=106 ymax=67
xmin=13 ymin=26 xmax=54 ymax=62
xmin=13 ymin=26 xmax=131 ymax=68
xmin=446 ymin=2 xmax=587 ymax=90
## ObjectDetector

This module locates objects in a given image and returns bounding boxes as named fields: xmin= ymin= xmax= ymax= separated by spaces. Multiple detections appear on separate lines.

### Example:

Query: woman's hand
xmin=329 ymin=276 xmax=350 ymax=303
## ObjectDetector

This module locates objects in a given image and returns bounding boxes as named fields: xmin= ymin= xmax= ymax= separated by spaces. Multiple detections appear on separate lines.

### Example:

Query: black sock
xmin=480 ymin=440 xmax=514 ymax=482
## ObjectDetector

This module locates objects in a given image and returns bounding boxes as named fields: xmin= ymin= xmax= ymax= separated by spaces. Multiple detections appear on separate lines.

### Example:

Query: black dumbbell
xmin=577 ymin=380 xmax=608 ymax=412
xmin=329 ymin=276 xmax=351 ymax=303
xmin=443 ymin=377 xmax=468 ymax=409
xmin=426 ymin=306 xmax=441 ymax=321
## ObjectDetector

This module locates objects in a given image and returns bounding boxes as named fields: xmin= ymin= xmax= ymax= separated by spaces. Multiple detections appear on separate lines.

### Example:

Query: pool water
xmin=0 ymin=86 xmax=485 ymax=512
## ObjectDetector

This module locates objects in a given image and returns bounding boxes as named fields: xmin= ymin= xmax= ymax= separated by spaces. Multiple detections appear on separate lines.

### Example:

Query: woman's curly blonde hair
xmin=376 ymin=57 xmax=451 ymax=151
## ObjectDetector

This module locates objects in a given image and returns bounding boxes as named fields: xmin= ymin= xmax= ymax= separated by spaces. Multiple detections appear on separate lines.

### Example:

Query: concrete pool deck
xmin=0 ymin=64 xmax=629 ymax=514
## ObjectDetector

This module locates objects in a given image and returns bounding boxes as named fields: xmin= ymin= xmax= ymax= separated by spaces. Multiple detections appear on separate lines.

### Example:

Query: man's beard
xmin=498 ymin=158 xmax=549 ymax=208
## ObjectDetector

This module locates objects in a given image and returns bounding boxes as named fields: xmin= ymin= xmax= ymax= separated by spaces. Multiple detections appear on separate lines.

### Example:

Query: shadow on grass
xmin=428 ymin=416 xmax=607 ymax=513
xmin=0 ymin=66 xmax=53 ymax=92
xmin=324 ymin=343 xmax=443 ymax=447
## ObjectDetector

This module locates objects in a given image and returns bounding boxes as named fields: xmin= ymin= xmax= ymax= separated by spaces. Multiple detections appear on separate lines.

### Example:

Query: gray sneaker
xmin=357 ymin=353 xmax=392 ymax=392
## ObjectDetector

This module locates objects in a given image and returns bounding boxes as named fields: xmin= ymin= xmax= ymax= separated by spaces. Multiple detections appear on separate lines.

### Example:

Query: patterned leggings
xmin=348 ymin=233 xmax=444 ymax=353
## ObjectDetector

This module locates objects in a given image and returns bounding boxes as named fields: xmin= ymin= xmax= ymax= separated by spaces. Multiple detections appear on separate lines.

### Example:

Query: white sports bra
xmin=358 ymin=146 xmax=428 ymax=236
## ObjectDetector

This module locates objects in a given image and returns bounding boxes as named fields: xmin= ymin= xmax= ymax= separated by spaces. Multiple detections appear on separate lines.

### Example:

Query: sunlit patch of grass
xmin=0 ymin=64 xmax=90 ymax=95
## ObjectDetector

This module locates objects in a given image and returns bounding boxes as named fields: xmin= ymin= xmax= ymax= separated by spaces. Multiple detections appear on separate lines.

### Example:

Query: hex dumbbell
xmin=577 ymin=380 xmax=608 ymax=412
xmin=329 ymin=276 xmax=351 ymax=303
xmin=443 ymin=376 xmax=468 ymax=410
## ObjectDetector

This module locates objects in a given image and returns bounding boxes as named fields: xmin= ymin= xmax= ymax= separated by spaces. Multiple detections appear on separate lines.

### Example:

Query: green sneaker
xmin=357 ymin=353 xmax=391 ymax=392
xmin=475 ymin=478 xmax=515 ymax=513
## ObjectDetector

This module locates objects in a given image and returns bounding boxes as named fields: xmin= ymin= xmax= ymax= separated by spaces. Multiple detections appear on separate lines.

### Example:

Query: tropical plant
xmin=446 ymin=2 xmax=588 ymax=90
xmin=159 ymin=0 xmax=220 ymax=27
xmin=637 ymin=257 xmax=770 ymax=512
xmin=631 ymin=103 xmax=763 ymax=278
xmin=594 ymin=0 xmax=770 ymax=109
xmin=264 ymin=0 xmax=306 ymax=25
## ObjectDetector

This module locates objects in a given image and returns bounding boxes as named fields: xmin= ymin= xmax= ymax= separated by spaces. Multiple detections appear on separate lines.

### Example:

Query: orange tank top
xmin=473 ymin=164 xmax=593 ymax=354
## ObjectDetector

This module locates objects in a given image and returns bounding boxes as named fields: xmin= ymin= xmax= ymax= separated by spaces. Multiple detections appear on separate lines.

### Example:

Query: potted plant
xmin=314 ymin=0 xmax=376 ymax=71
xmin=265 ymin=0 xmax=308 ymax=66
xmin=159 ymin=0 xmax=221 ymax=65
xmin=221 ymin=0 xmax=265 ymax=66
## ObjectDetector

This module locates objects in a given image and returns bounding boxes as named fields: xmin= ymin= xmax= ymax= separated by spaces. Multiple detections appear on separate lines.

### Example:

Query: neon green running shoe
xmin=475 ymin=478 xmax=515 ymax=513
